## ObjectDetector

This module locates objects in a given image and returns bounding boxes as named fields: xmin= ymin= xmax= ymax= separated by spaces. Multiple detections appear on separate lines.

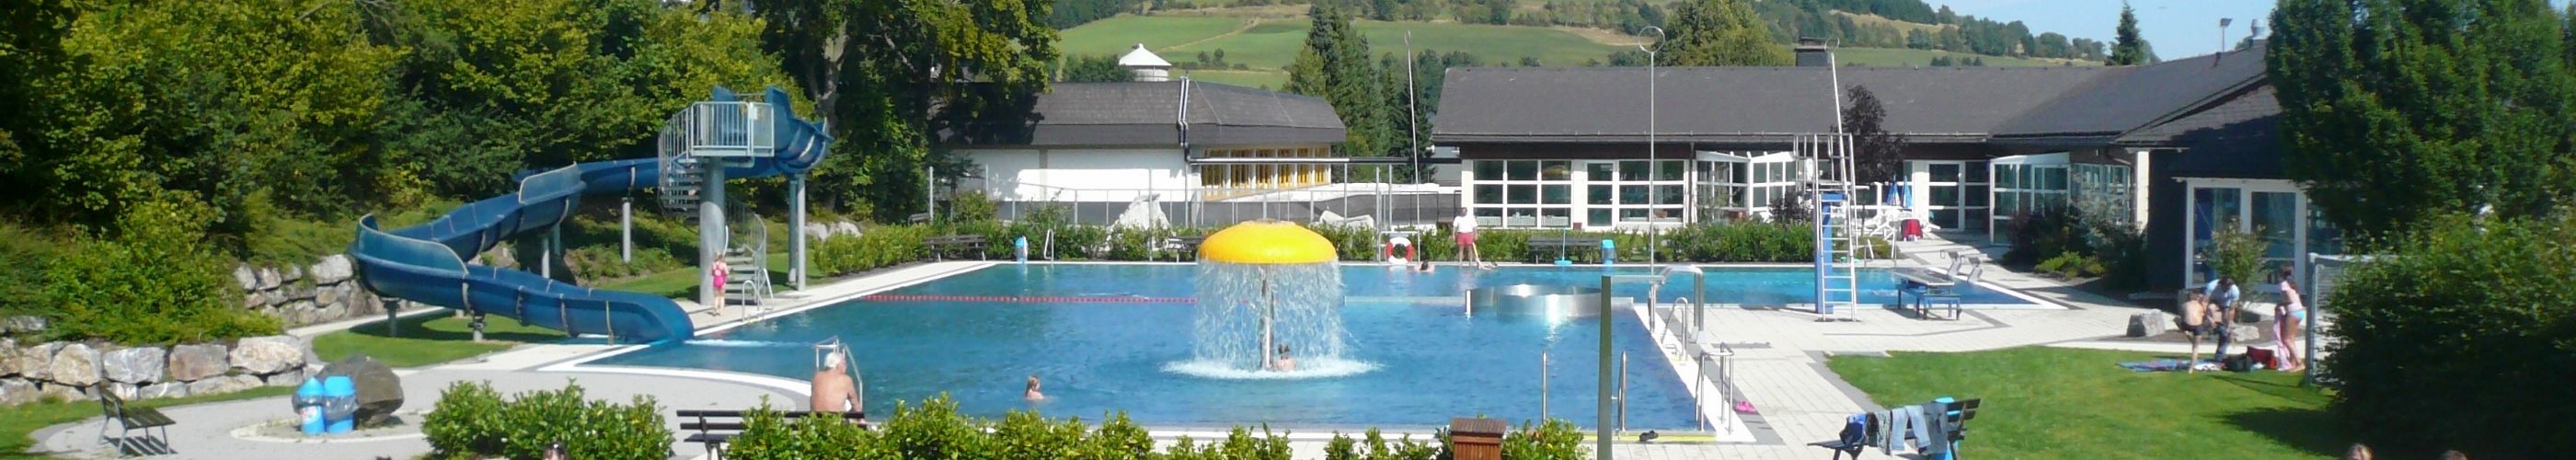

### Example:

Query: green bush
xmin=0 ymin=223 xmax=69 ymax=316
xmin=420 ymin=381 xmax=673 ymax=460
xmin=2323 ymin=214 xmax=2576 ymax=458
xmin=40 ymin=198 xmax=280 ymax=344
xmin=2085 ymin=218 xmax=2150 ymax=290
xmin=2200 ymin=218 xmax=2268 ymax=286
xmin=2036 ymin=251 xmax=2105 ymax=279
xmin=811 ymin=224 xmax=932 ymax=277
xmin=948 ymin=190 xmax=998 ymax=224
xmin=2005 ymin=208 xmax=2083 ymax=265
xmin=1322 ymin=429 xmax=1441 ymax=460
xmin=1500 ymin=419 xmax=1587 ymax=458
xmin=421 ymin=381 xmax=508 ymax=456
xmin=722 ymin=402 xmax=891 ymax=459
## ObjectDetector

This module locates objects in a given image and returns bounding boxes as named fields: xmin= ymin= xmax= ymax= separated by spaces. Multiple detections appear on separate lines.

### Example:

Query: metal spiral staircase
xmin=655 ymin=97 xmax=782 ymax=308
xmin=1800 ymin=133 xmax=1863 ymax=318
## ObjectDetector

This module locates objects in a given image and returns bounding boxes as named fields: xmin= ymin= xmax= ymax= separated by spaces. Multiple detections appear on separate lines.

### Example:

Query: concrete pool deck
xmin=30 ymin=235 xmax=2178 ymax=459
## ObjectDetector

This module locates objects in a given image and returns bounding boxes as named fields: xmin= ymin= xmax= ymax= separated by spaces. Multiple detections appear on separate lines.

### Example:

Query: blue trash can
xmin=322 ymin=375 xmax=357 ymax=433
xmin=294 ymin=377 xmax=326 ymax=435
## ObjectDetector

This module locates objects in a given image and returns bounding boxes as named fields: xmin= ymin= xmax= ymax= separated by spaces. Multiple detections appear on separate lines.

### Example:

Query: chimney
xmin=1795 ymin=38 xmax=1832 ymax=67
xmin=1118 ymin=44 xmax=1174 ymax=82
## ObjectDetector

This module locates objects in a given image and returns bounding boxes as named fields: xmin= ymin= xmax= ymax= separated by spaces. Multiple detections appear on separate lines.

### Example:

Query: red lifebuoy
xmin=1383 ymin=240 xmax=1417 ymax=261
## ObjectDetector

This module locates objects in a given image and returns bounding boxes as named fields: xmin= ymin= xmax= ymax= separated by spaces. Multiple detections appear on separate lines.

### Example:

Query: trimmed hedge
xmin=722 ymin=394 xmax=1583 ymax=459
xmin=2324 ymin=214 xmax=2576 ymax=458
xmin=420 ymin=381 xmax=673 ymax=460
xmin=817 ymin=220 xmax=1880 ymax=270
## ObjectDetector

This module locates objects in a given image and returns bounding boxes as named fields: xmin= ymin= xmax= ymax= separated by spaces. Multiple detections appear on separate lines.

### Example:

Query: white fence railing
xmin=960 ymin=180 xmax=1460 ymax=230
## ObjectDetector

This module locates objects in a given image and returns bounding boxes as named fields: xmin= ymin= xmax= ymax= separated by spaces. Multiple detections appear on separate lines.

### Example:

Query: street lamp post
xmin=1640 ymin=26 xmax=1665 ymax=265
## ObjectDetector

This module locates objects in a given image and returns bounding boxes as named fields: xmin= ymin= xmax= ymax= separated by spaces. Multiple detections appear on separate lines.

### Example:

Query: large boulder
xmin=0 ymin=378 xmax=34 ymax=406
xmin=17 ymin=341 xmax=62 ymax=381
xmin=264 ymin=373 xmax=305 ymax=387
xmin=48 ymin=343 xmax=101 ymax=386
xmin=0 ymin=316 xmax=45 ymax=336
xmin=258 ymin=267 xmax=282 ymax=291
xmin=185 ymin=374 xmax=256 ymax=397
xmin=0 ymin=338 xmax=14 ymax=377
xmin=311 ymin=255 xmax=354 ymax=284
xmin=166 ymin=344 xmax=230 ymax=382
xmin=37 ymin=382 xmax=86 ymax=402
xmin=234 ymin=265 xmax=261 ymax=291
xmin=831 ymin=221 xmax=862 ymax=238
xmin=100 ymin=347 xmax=167 ymax=384
xmin=137 ymin=382 xmax=187 ymax=400
xmin=322 ymin=354 xmax=404 ymax=426
xmin=2128 ymin=311 xmax=2172 ymax=338
xmin=230 ymin=336 xmax=305 ymax=374
xmin=2229 ymin=325 xmax=2267 ymax=342
xmin=804 ymin=223 xmax=834 ymax=242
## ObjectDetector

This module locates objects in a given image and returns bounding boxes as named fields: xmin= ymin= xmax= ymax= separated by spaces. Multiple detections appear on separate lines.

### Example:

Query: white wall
xmin=959 ymin=148 xmax=1194 ymax=202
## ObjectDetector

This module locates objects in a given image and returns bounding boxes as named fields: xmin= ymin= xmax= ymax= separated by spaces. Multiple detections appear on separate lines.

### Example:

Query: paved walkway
xmin=32 ymin=235 xmax=2199 ymax=459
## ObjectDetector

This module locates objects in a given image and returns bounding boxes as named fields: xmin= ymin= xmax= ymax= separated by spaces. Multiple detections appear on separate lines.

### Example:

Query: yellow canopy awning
xmin=1199 ymin=220 xmax=1338 ymax=264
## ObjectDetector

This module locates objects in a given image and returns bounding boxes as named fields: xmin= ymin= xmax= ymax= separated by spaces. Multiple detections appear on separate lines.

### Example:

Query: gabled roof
xmin=1990 ymin=44 xmax=2270 ymax=145
xmin=1432 ymin=65 xmax=2110 ymax=144
xmin=944 ymin=81 xmax=1345 ymax=148
xmin=2134 ymin=84 xmax=2285 ymax=178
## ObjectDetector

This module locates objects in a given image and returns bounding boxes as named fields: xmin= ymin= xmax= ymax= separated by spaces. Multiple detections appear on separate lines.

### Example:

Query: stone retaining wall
xmin=0 ymin=334 xmax=320 ymax=407
xmin=235 ymin=254 xmax=388 ymax=327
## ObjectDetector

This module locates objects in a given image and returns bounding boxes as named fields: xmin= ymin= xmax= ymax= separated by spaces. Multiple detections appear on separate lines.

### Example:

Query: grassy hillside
xmin=1063 ymin=16 xmax=1627 ymax=88
xmin=1062 ymin=13 xmax=2096 ymax=88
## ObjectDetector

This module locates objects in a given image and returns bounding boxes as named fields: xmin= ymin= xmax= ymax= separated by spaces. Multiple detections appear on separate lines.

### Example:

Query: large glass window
xmin=1987 ymin=155 xmax=2069 ymax=240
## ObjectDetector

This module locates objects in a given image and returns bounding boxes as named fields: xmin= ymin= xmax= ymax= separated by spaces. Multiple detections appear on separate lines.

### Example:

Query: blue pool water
xmin=593 ymin=264 xmax=2033 ymax=430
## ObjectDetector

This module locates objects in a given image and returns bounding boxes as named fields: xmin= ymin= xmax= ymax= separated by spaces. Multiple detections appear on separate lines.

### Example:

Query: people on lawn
xmin=2272 ymin=267 xmax=2307 ymax=373
xmin=2179 ymin=292 xmax=2216 ymax=373
xmin=2203 ymin=277 xmax=2241 ymax=357
xmin=811 ymin=350 xmax=861 ymax=420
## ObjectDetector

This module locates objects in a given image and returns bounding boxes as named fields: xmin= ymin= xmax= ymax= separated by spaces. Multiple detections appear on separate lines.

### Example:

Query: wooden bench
xmin=924 ymin=235 xmax=987 ymax=261
xmin=98 ymin=391 xmax=176 ymax=455
xmin=1524 ymin=236 xmax=1591 ymax=263
xmin=676 ymin=409 xmax=868 ymax=455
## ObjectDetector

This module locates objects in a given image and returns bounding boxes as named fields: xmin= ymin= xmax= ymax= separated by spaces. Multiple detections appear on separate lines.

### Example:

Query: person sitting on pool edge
xmin=1024 ymin=374 xmax=1046 ymax=401
xmin=1271 ymin=344 xmax=1297 ymax=372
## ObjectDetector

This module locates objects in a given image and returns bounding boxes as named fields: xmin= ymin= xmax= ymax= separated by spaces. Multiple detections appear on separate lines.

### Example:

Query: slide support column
xmin=791 ymin=174 xmax=808 ymax=291
xmin=700 ymin=162 xmax=727 ymax=310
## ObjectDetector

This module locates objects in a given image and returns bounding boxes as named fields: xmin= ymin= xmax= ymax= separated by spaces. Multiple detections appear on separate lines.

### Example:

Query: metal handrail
xmin=665 ymin=101 xmax=777 ymax=157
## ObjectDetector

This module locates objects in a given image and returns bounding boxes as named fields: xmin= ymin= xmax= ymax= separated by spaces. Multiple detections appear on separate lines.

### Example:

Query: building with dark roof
xmin=947 ymin=53 xmax=1349 ymax=206
xmin=1433 ymin=42 xmax=2332 ymax=290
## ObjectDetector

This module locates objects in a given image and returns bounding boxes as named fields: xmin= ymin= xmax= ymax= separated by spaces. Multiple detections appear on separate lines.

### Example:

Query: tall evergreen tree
xmin=2271 ymin=0 xmax=2576 ymax=246
xmin=2108 ymin=2 xmax=2152 ymax=64
xmin=1658 ymin=0 xmax=1789 ymax=66
xmin=1285 ymin=4 xmax=1397 ymax=163
xmin=1843 ymin=86 xmax=1904 ymax=184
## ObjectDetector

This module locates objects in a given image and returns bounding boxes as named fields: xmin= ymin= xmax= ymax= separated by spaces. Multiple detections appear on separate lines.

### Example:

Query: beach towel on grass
xmin=2117 ymin=359 xmax=2214 ymax=373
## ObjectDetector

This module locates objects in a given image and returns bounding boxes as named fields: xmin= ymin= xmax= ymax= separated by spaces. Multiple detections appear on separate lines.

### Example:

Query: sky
xmin=1931 ymin=0 xmax=2576 ymax=59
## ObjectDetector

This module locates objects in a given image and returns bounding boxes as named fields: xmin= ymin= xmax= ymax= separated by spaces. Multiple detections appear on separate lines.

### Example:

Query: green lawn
xmin=1827 ymin=347 xmax=2344 ymax=458
xmin=3 ymin=385 xmax=294 ymax=455
xmin=312 ymin=313 xmax=563 ymax=368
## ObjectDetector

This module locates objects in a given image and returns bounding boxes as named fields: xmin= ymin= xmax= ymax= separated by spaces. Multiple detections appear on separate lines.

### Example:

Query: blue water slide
xmin=347 ymin=86 xmax=831 ymax=344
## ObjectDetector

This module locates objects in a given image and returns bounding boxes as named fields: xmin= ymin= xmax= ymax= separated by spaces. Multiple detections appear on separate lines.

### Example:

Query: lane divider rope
xmin=858 ymin=294 xmax=1195 ymax=304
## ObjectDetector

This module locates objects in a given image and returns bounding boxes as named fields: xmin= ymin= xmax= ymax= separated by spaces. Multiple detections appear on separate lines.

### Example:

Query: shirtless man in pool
xmin=811 ymin=350 xmax=860 ymax=417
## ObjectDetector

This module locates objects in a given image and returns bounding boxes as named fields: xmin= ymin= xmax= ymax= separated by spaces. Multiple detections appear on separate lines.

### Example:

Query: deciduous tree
xmin=1657 ymin=0 xmax=1789 ymax=66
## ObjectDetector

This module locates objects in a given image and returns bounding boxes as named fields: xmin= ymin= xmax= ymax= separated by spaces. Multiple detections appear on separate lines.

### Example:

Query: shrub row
xmin=421 ymin=381 xmax=673 ymax=460
xmin=808 ymin=220 xmax=1880 ymax=272
xmin=726 ymin=394 xmax=1581 ymax=460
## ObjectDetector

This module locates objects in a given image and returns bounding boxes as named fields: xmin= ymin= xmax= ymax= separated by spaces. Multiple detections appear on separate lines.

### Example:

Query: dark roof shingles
xmin=1432 ymin=65 xmax=2110 ymax=144
xmin=1992 ymin=46 xmax=2269 ymax=140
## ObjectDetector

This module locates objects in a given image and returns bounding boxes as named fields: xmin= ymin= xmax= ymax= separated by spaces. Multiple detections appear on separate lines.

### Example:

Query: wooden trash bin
xmin=1450 ymin=418 xmax=1508 ymax=460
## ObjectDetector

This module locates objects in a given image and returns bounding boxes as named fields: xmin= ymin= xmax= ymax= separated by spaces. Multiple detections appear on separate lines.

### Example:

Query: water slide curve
xmin=347 ymin=87 xmax=831 ymax=344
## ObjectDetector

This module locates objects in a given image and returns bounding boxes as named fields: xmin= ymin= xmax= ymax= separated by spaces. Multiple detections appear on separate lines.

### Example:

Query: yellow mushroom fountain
xmin=1192 ymin=220 xmax=1350 ymax=374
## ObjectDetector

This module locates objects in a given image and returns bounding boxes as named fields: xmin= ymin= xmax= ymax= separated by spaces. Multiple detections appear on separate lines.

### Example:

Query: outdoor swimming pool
xmin=591 ymin=263 xmax=2038 ymax=431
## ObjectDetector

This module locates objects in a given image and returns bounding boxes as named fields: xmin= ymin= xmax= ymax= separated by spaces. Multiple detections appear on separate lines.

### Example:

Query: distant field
xmin=1834 ymin=11 xmax=1950 ymax=35
xmin=1064 ymin=15 xmax=1629 ymax=88
xmin=1835 ymin=47 xmax=2099 ymax=67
